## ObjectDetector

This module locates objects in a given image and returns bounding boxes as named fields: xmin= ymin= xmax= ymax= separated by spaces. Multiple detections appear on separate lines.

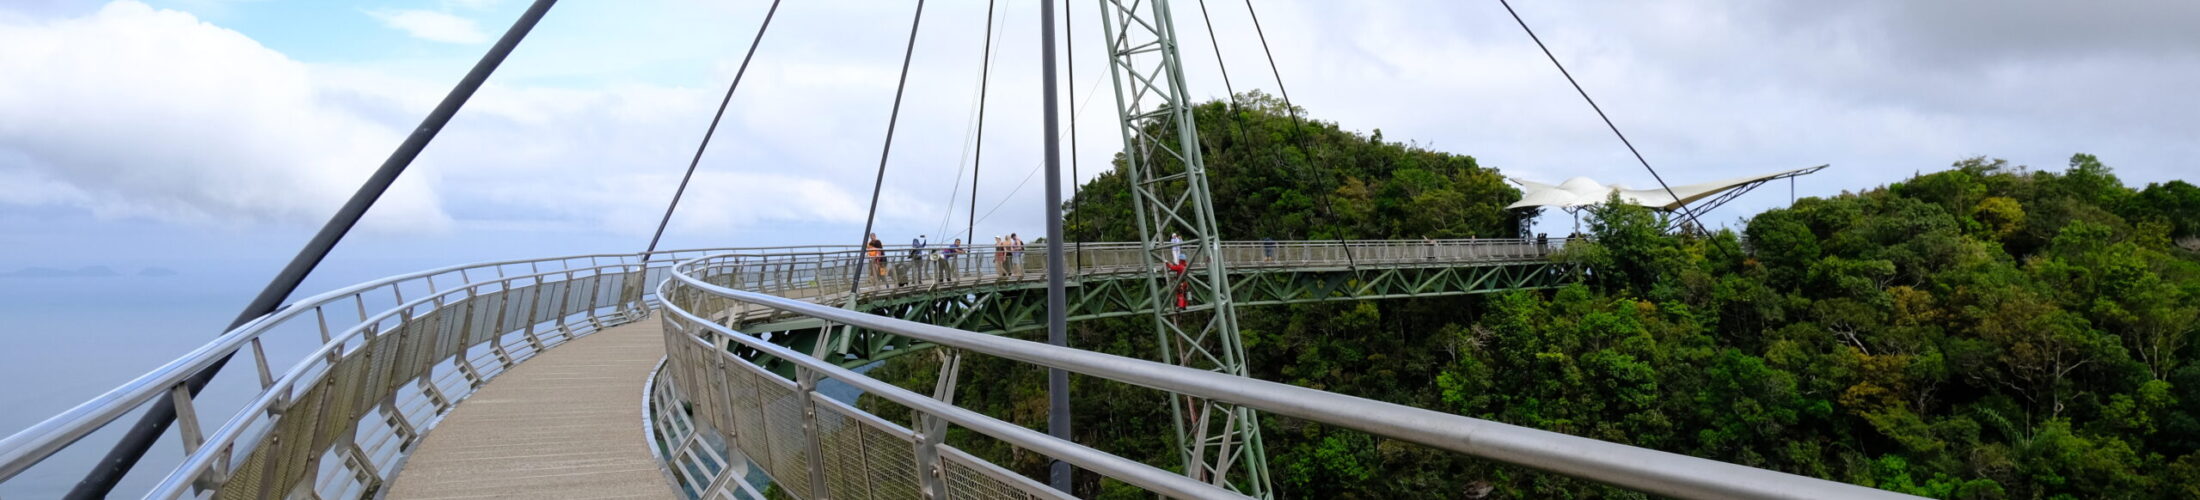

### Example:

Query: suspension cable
xmin=644 ymin=0 xmax=786 ymax=257
xmin=1065 ymin=0 xmax=1081 ymax=245
xmin=1495 ymin=0 xmax=1697 ymax=227
xmin=848 ymin=0 xmax=928 ymax=298
xmin=935 ymin=74 xmax=985 ymax=237
xmin=1238 ymin=0 xmax=1344 ymax=237
xmin=971 ymin=85 xmax=1102 ymax=226
xmin=938 ymin=1 xmax=1005 ymax=239
xmin=65 ymin=2 xmax=566 ymax=497
xmin=1242 ymin=0 xmax=1312 ymax=151
xmin=1195 ymin=0 xmax=1287 ymax=237
xmin=966 ymin=0 xmax=998 ymax=246
xmin=1195 ymin=0 xmax=1255 ymax=154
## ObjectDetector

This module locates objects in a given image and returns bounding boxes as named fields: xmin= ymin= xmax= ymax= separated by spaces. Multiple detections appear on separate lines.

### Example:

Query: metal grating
xmin=727 ymin=357 xmax=772 ymax=478
xmin=941 ymin=446 xmax=1070 ymax=500
xmin=814 ymin=399 xmax=869 ymax=500
xmin=855 ymin=414 xmax=922 ymax=500
xmin=758 ymin=379 xmax=811 ymax=497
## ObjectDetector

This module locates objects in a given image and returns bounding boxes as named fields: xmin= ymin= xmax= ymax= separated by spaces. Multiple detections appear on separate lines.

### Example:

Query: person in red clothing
xmin=1165 ymin=258 xmax=1190 ymax=309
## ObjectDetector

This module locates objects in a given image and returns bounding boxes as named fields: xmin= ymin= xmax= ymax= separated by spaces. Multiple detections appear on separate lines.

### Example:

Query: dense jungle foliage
xmin=857 ymin=94 xmax=2200 ymax=499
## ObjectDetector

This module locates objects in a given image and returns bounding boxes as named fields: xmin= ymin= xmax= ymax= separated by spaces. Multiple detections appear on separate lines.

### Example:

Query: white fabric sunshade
xmin=1506 ymin=166 xmax=1821 ymax=211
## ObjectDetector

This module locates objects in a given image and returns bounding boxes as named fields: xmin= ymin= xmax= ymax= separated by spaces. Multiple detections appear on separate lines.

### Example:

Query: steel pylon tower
xmin=1094 ymin=0 xmax=1272 ymax=496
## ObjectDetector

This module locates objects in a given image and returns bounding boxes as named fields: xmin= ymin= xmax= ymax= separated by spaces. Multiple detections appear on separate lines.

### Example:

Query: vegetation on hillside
xmin=859 ymin=94 xmax=2200 ymax=499
xmin=1062 ymin=91 xmax=1527 ymax=242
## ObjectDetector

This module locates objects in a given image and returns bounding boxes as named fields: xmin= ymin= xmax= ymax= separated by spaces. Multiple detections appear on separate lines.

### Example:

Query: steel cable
xmin=1238 ymin=0 xmax=1345 ymax=238
xmin=966 ymin=0 xmax=998 ymax=246
xmin=1065 ymin=0 xmax=1082 ymax=244
xmin=643 ymin=0 xmax=786 ymax=257
xmin=1495 ymin=0 xmax=1698 ymax=228
xmin=848 ymin=0 xmax=929 ymax=297
xmin=64 ymin=2 xmax=565 ymax=497
xmin=1194 ymin=0 xmax=1295 ymax=238
xmin=937 ymin=1 xmax=1006 ymax=239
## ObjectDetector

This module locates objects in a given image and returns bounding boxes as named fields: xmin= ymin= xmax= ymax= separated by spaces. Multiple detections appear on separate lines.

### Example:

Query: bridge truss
xmin=718 ymin=241 xmax=1573 ymax=374
xmin=1095 ymin=0 xmax=1269 ymax=494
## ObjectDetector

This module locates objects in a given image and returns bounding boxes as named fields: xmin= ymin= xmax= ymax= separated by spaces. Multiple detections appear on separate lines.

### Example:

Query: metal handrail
xmin=0 ymin=246 xmax=762 ymax=491
xmin=658 ymin=302 xmax=1240 ymax=499
xmin=146 ymin=262 xmax=648 ymax=497
xmin=660 ymin=252 xmax=1918 ymax=500
xmin=667 ymin=238 xmax=1570 ymax=303
xmin=2 ymin=237 xmax=1578 ymax=498
xmin=0 ymin=254 xmax=619 ymax=482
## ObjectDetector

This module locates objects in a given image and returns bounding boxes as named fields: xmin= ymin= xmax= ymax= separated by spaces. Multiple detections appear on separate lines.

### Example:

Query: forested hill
xmin=1064 ymin=91 xmax=1524 ymax=241
xmin=868 ymin=93 xmax=2200 ymax=498
xmin=1465 ymin=156 xmax=2200 ymax=498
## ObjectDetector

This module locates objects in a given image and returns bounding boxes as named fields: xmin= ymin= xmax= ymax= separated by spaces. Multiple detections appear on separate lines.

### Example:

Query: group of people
xmin=861 ymin=232 xmax=1029 ymax=286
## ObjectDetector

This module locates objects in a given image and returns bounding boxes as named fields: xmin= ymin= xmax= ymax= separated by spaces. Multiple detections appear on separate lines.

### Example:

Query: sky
xmin=0 ymin=0 xmax=2195 ymax=493
xmin=2 ymin=0 xmax=2197 ymax=277
xmin=0 ymin=0 xmax=2197 ymax=396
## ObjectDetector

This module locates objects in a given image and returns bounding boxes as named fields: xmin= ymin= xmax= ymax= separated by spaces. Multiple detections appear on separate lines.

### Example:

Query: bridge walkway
xmin=385 ymin=313 xmax=675 ymax=499
xmin=383 ymin=239 xmax=1565 ymax=498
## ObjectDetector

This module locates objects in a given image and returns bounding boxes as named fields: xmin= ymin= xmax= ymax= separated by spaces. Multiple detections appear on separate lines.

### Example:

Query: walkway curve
xmin=385 ymin=314 xmax=675 ymax=499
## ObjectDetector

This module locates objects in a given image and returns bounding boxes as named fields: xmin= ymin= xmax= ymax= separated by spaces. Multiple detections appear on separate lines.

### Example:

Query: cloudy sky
xmin=1 ymin=0 xmax=2196 ymax=284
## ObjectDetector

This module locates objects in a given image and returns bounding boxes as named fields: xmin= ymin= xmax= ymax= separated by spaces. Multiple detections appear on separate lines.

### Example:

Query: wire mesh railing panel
xmin=643 ymin=239 xmax=1917 ymax=500
xmin=854 ymin=410 xmax=923 ymax=500
xmin=941 ymin=446 xmax=1070 ymax=500
xmin=726 ymin=353 xmax=773 ymax=478
xmin=813 ymin=398 xmax=870 ymax=500
xmin=757 ymin=377 xmax=812 ymax=497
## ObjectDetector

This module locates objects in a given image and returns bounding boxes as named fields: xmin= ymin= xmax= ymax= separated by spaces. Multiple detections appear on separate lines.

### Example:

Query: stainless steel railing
xmin=655 ymin=245 xmax=1920 ymax=500
xmin=673 ymin=238 xmax=1567 ymax=320
xmin=0 ymin=238 xmax=1574 ymax=499
xmin=0 ymin=247 xmax=756 ymax=499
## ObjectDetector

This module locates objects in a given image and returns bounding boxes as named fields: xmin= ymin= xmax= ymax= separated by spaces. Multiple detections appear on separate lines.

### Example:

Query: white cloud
xmin=5 ymin=0 xmax=2197 ymax=248
xmin=442 ymin=0 xmax=503 ymax=11
xmin=0 ymin=1 xmax=450 ymax=230
xmin=365 ymin=9 xmax=487 ymax=44
xmin=0 ymin=2 xmax=934 ymax=238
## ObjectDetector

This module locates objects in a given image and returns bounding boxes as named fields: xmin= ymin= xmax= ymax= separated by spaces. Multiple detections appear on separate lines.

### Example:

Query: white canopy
xmin=1506 ymin=166 xmax=1824 ymax=211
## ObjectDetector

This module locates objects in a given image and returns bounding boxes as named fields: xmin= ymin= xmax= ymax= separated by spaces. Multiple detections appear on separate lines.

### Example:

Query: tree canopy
xmin=859 ymin=95 xmax=2200 ymax=498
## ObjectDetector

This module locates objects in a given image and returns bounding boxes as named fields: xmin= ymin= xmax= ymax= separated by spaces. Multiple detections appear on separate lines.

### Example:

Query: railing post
xmin=914 ymin=409 xmax=947 ymax=500
xmin=915 ymin=347 xmax=963 ymax=498
xmin=167 ymin=385 xmax=205 ymax=459
xmin=380 ymin=396 xmax=418 ymax=448
xmin=796 ymin=366 xmax=830 ymax=500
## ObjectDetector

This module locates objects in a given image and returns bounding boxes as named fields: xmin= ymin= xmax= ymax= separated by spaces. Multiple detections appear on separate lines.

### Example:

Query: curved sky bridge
xmin=0 ymin=239 xmax=1921 ymax=499
xmin=0 ymin=0 xmax=1920 ymax=497
xmin=694 ymin=239 xmax=1572 ymax=374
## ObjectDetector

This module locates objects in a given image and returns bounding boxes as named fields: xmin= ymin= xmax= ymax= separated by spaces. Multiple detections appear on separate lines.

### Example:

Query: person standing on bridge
xmin=1008 ymin=233 xmax=1026 ymax=277
xmin=1262 ymin=237 xmax=1277 ymax=263
xmin=1170 ymin=232 xmax=1185 ymax=264
xmin=909 ymin=235 xmax=928 ymax=283
xmin=940 ymin=238 xmax=962 ymax=282
xmin=866 ymin=234 xmax=887 ymax=282
xmin=993 ymin=236 xmax=1008 ymax=277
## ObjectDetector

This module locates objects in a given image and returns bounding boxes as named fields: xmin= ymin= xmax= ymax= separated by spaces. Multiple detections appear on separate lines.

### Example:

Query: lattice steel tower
xmin=1095 ymin=0 xmax=1272 ymax=496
